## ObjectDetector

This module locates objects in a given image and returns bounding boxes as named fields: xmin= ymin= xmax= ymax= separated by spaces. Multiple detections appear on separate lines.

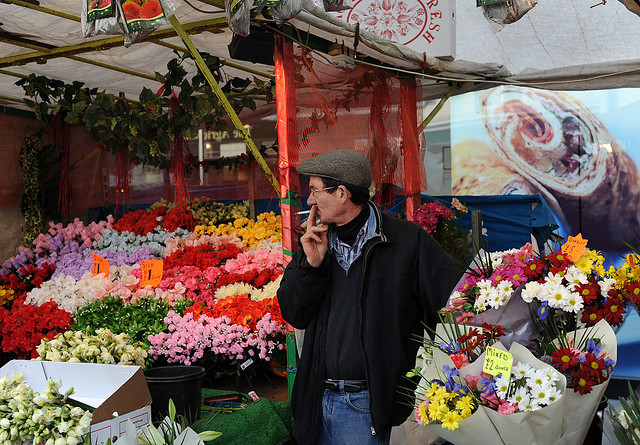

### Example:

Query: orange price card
xmin=92 ymin=254 xmax=110 ymax=278
xmin=561 ymin=233 xmax=588 ymax=262
xmin=140 ymin=259 xmax=163 ymax=287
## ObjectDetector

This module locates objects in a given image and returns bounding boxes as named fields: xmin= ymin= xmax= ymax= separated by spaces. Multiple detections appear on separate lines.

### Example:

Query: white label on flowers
xmin=241 ymin=358 xmax=253 ymax=370
xmin=483 ymin=347 xmax=513 ymax=377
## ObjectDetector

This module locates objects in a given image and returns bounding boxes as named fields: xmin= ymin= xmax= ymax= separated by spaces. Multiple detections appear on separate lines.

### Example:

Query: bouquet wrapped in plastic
xmin=443 ymin=243 xmax=541 ymax=350
xmin=413 ymin=335 xmax=567 ymax=445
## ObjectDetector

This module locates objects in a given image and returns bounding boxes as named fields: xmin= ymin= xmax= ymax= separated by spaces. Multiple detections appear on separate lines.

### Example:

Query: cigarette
xmin=296 ymin=210 xmax=312 ymax=215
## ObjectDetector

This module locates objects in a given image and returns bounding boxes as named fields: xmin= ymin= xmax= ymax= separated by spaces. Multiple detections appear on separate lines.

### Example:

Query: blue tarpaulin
xmin=417 ymin=194 xmax=560 ymax=252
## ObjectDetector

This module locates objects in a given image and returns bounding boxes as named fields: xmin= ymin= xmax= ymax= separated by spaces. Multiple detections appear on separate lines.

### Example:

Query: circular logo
xmin=338 ymin=0 xmax=429 ymax=45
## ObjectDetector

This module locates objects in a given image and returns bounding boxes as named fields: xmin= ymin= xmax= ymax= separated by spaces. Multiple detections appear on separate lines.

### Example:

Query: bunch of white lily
xmin=0 ymin=371 xmax=92 ymax=445
xmin=36 ymin=328 xmax=148 ymax=367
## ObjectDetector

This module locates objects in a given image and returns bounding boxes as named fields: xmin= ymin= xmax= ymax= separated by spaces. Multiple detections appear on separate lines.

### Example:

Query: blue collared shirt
xmin=328 ymin=202 xmax=380 ymax=274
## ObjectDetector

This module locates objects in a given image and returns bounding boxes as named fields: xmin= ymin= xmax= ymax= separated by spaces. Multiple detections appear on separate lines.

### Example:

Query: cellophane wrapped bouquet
xmin=410 ymin=318 xmax=567 ymax=444
xmin=411 ymin=241 xmax=617 ymax=445
xmin=520 ymin=247 xmax=618 ymax=445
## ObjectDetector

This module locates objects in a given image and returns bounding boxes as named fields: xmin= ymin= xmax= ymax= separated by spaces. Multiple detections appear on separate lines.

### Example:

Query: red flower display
xmin=163 ymin=243 xmax=241 ymax=271
xmin=0 ymin=296 xmax=73 ymax=358
xmin=184 ymin=295 xmax=284 ymax=331
xmin=113 ymin=207 xmax=166 ymax=235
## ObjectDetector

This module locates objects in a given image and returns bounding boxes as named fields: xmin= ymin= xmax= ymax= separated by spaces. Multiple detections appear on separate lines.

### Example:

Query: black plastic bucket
xmin=144 ymin=365 xmax=205 ymax=422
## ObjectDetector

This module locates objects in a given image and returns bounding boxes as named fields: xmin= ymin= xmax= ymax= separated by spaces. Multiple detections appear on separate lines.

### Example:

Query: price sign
xmin=140 ymin=259 xmax=163 ymax=287
xmin=483 ymin=347 xmax=513 ymax=377
xmin=562 ymin=233 xmax=588 ymax=262
xmin=92 ymin=254 xmax=110 ymax=279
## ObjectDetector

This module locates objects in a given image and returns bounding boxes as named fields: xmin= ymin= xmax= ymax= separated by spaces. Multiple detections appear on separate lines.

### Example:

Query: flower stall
xmin=0 ymin=200 xmax=290 ymax=444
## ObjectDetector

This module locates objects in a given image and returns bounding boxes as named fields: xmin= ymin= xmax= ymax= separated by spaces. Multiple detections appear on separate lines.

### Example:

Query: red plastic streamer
xmin=49 ymin=112 xmax=71 ymax=217
xmin=171 ymin=134 xmax=189 ymax=206
xmin=114 ymin=149 xmax=131 ymax=214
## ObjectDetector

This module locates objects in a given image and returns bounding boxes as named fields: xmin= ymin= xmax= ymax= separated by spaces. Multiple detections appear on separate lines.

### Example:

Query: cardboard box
xmin=0 ymin=360 xmax=152 ymax=445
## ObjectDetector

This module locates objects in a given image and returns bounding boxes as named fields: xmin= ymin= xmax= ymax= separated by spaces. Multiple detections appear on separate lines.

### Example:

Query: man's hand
xmin=301 ymin=205 xmax=328 ymax=267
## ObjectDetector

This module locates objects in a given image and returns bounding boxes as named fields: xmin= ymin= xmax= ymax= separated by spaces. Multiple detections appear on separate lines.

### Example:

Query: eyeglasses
xmin=310 ymin=186 xmax=336 ymax=196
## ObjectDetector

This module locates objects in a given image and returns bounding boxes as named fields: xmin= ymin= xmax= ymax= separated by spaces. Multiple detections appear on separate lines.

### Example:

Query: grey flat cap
xmin=296 ymin=150 xmax=372 ymax=188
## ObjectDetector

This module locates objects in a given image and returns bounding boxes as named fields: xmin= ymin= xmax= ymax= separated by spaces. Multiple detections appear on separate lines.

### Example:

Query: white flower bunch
xmin=471 ymin=278 xmax=515 ymax=311
xmin=521 ymin=266 xmax=589 ymax=314
xmin=495 ymin=361 xmax=564 ymax=412
xmin=213 ymin=275 xmax=282 ymax=302
xmin=0 ymin=371 xmax=92 ymax=445
xmin=36 ymin=328 xmax=148 ymax=367
xmin=25 ymin=272 xmax=110 ymax=315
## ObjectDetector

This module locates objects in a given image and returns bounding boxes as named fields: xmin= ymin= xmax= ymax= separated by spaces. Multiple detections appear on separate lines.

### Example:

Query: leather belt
xmin=324 ymin=379 xmax=367 ymax=392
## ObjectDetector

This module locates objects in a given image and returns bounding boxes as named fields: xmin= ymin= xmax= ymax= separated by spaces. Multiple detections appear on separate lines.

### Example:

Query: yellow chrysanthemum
xmin=417 ymin=403 xmax=429 ymax=424
xmin=441 ymin=410 xmax=462 ymax=431
xmin=575 ymin=249 xmax=604 ymax=275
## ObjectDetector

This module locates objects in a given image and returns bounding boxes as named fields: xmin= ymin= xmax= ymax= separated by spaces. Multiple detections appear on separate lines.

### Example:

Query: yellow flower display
xmin=195 ymin=212 xmax=282 ymax=249
xmin=417 ymin=381 xmax=476 ymax=431
xmin=0 ymin=286 xmax=15 ymax=306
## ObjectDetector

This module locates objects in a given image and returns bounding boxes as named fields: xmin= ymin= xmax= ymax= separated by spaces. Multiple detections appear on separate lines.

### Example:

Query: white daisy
xmin=545 ymin=283 xmax=572 ymax=309
xmin=508 ymin=386 xmax=530 ymax=411
xmin=523 ymin=398 xmax=541 ymax=411
xmin=486 ymin=288 xmax=505 ymax=309
xmin=564 ymin=265 xmax=588 ymax=289
xmin=512 ymin=362 xmax=534 ymax=379
xmin=526 ymin=368 xmax=550 ymax=387
xmin=564 ymin=292 xmax=584 ymax=313
xmin=494 ymin=374 xmax=511 ymax=398
xmin=476 ymin=279 xmax=493 ymax=291
xmin=529 ymin=383 xmax=553 ymax=406
xmin=497 ymin=280 xmax=514 ymax=295
xmin=546 ymin=386 xmax=563 ymax=403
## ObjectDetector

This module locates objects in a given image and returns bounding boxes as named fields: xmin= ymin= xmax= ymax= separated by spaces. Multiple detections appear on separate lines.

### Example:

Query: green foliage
xmin=15 ymin=52 xmax=276 ymax=171
xmin=608 ymin=381 xmax=640 ymax=445
xmin=74 ymin=296 xmax=180 ymax=348
xmin=18 ymin=135 xmax=44 ymax=245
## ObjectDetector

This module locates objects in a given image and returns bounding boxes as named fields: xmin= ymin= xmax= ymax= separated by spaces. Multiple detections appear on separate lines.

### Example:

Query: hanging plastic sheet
xmin=271 ymin=0 xmax=302 ymax=25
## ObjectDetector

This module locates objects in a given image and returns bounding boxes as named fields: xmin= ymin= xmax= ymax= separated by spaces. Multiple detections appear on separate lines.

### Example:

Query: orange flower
xmin=122 ymin=0 xmax=140 ymax=20
xmin=140 ymin=0 xmax=163 ymax=19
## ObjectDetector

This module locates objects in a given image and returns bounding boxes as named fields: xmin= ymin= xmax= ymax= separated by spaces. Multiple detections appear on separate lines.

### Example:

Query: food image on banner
xmin=451 ymin=138 xmax=565 ymax=224
xmin=456 ymin=85 xmax=640 ymax=251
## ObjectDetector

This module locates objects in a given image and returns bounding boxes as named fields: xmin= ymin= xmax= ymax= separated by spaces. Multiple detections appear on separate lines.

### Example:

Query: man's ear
xmin=338 ymin=185 xmax=351 ymax=204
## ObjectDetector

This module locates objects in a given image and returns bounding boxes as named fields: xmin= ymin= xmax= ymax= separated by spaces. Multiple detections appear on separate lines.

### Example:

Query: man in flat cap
xmin=277 ymin=150 xmax=460 ymax=445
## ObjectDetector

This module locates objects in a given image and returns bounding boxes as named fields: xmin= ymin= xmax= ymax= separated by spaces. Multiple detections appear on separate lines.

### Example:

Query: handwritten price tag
xmin=140 ymin=259 xmax=163 ymax=287
xmin=92 ymin=254 xmax=110 ymax=279
xmin=562 ymin=233 xmax=588 ymax=262
xmin=483 ymin=347 xmax=513 ymax=377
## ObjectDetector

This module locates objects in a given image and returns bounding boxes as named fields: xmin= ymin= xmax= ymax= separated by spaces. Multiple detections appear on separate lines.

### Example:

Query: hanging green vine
xmin=15 ymin=52 xmax=277 ymax=171
xmin=19 ymin=135 xmax=44 ymax=245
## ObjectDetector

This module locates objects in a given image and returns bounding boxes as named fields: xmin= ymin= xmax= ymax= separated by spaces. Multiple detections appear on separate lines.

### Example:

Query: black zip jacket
xmin=277 ymin=206 xmax=461 ymax=445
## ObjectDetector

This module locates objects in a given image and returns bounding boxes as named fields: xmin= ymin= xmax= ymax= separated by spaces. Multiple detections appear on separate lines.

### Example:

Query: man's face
xmin=307 ymin=176 xmax=340 ymax=225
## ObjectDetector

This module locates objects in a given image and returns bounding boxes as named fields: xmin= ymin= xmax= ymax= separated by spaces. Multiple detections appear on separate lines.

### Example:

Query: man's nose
xmin=307 ymin=194 xmax=316 ymax=206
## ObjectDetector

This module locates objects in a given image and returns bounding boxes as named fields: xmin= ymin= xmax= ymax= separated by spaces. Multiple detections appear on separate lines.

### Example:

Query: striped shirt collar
xmin=329 ymin=202 xmax=381 ymax=273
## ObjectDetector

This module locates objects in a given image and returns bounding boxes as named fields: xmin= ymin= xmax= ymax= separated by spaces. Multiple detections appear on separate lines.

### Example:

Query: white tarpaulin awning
xmin=1 ymin=0 xmax=640 ymax=110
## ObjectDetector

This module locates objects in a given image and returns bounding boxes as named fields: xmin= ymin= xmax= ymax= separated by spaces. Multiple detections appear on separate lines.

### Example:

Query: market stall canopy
xmin=0 ymin=0 xmax=278 ymax=112
xmin=1 ymin=0 xmax=640 ymax=112
xmin=292 ymin=0 xmax=640 ymax=98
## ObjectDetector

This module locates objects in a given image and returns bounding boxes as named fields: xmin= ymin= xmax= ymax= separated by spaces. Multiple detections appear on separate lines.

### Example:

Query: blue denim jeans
xmin=318 ymin=387 xmax=390 ymax=445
